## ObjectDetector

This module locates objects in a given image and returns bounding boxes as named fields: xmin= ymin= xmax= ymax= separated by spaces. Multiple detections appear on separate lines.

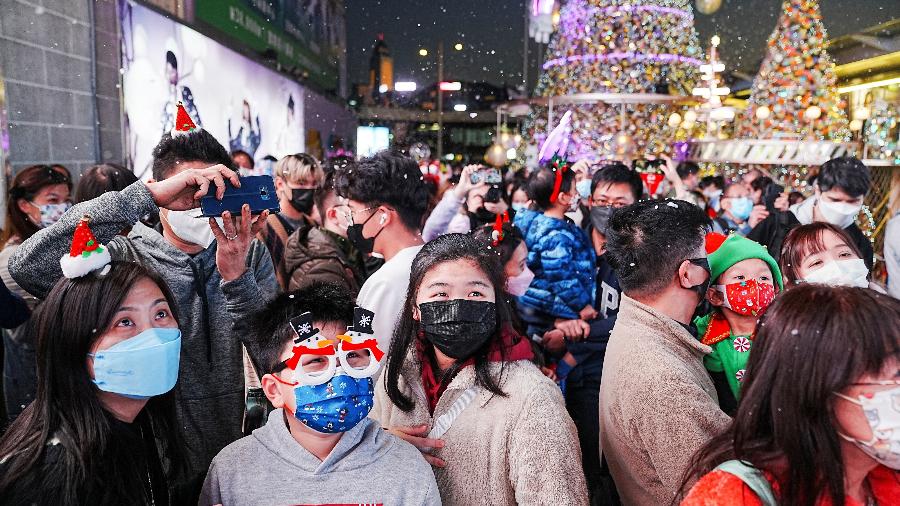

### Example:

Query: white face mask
xmin=817 ymin=197 xmax=862 ymax=229
xmin=567 ymin=192 xmax=581 ymax=212
xmin=802 ymin=258 xmax=869 ymax=288
xmin=165 ymin=208 xmax=220 ymax=249
xmin=506 ymin=265 xmax=535 ymax=297
xmin=835 ymin=385 xmax=900 ymax=470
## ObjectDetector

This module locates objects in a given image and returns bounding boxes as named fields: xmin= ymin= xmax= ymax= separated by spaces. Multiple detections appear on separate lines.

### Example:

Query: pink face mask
xmin=507 ymin=266 xmax=535 ymax=297
xmin=715 ymin=279 xmax=776 ymax=317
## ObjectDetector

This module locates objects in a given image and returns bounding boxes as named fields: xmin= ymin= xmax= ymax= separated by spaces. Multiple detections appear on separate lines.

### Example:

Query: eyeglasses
xmin=271 ymin=333 xmax=384 ymax=387
xmin=590 ymin=198 xmax=629 ymax=208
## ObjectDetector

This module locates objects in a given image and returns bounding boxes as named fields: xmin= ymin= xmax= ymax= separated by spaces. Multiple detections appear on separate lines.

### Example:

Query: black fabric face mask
xmin=471 ymin=207 xmax=497 ymax=226
xmin=289 ymin=188 xmax=316 ymax=215
xmin=685 ymin=257 xmax=712 ymax=297
xmin=419 ymin=299 xmax=497 ymax=360
xmin=346 ymin=210 xmax=383 ymax=256
xmin=590 ymin=206 xmax=614 ymax=235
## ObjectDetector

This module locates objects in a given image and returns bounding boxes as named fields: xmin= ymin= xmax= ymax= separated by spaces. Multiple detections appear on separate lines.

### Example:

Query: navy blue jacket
xmin=514 ymin=209 xmax=596 ymax=320
xmin=566 ymin=252 xmax=620 ymax=388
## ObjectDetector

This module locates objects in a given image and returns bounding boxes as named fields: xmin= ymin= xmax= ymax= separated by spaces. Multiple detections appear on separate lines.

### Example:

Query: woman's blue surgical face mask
xmin=89 ymin=327 xmax=182 ymax=398
xmin=729 ymin=196 xmax=754 ymax=221
xmin=576 ymin=179 xmax=593 ymax=200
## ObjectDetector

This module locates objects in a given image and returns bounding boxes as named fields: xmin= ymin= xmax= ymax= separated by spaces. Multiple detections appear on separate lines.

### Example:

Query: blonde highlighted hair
xmin=275 ymin=153 xmax=323 ymax=185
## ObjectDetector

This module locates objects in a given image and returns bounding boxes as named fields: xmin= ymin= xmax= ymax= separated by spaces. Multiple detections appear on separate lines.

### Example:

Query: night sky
xmin=345 ymin=0 xmax=897 ymax=89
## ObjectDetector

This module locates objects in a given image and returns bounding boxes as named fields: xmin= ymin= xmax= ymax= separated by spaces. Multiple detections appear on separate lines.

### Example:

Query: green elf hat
xmin=705 ymin=232 xmax=783 ymax=290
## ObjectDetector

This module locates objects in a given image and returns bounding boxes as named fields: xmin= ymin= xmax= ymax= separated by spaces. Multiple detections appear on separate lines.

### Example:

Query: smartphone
xmin=471 ymin=168 xmax=502 ymax=185
xmin=632 ymin=159 xmax=665 ymax=172
xmin=199 ymin=175 xmax=281 ymax=218
xmin=762 ymin=183 xmax=785 ymax=213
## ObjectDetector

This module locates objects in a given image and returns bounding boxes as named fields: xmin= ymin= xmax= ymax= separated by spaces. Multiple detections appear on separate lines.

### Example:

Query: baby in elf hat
xmin=695 ymin=233 xmax=783 ymax=411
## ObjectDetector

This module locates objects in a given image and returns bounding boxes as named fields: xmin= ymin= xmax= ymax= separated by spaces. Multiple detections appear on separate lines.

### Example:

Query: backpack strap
xmin=714 ymin=460 xmax=778 ymax=506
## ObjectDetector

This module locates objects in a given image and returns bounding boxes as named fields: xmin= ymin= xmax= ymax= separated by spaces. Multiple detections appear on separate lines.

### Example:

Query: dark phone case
xmin=199 ymin=175 xmax=281 ymax=218
xmin=763 ymin=183 xmax=785 ymax=213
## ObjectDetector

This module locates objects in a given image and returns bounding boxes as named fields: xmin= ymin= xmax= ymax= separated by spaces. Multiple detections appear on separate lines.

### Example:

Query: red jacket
xmin=682 ymin=465 xmax=900 ymax=505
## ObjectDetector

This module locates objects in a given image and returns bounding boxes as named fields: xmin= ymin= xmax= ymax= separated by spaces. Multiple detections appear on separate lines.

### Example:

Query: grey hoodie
xmin=7 ymin=181 xmax=279 ymax=483
xmin=200 ymin=409 xmax=441 ymax=506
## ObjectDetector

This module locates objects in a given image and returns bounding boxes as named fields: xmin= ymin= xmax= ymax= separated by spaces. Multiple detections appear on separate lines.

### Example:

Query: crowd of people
xmin=0 ymin=115 xmax=898 ymax=505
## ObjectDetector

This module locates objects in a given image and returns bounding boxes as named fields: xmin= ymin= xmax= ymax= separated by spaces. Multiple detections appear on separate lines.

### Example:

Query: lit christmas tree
xmin=522 ymin=0 xmax=703 ymax=161
xmin=739 ymin=0 xmax=850 ymax=141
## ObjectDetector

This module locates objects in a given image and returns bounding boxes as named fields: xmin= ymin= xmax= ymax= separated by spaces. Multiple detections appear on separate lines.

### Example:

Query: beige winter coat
xmin=371 ymin=356 xmax=589 ymax=506
xmin=599 ymin=295 xmax=731 ymax=506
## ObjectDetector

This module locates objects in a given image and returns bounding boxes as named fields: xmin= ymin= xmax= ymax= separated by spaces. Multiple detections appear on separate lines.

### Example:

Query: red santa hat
xmin=171 ymin=101 xmax=199 ymax=137
xmin=60 ymin=216 xmax=112 ymax=278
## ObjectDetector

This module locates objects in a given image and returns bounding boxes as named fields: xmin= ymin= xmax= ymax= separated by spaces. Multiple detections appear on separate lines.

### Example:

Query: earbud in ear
xmin=379 ymin=213 xmax=387 ymax=225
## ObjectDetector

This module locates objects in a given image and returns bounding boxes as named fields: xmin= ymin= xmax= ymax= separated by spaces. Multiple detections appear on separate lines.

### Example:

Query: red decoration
xmin=491 ymin=212 xmax=510 ymax=246
xmin=705 ymin=232 xmax=728 ymax=255
xmin=173 ymin=101 xmax=197 ymax=134
xmin=640 ymin=172 xmax=664 ymax=196
xmin=69 ymin=216 xmax=101 ymax=257
xmin=341 ymin=338 xmax=385 ymax=362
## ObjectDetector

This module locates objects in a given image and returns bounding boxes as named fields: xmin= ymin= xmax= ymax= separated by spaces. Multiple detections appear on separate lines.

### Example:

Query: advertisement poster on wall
xmin=120 ymin=1 xmax=305 ymax=180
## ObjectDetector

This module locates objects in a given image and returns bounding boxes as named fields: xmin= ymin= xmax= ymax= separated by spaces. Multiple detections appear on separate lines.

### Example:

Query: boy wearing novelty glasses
xmin=199 ymin=283 xmax=439 ymax=506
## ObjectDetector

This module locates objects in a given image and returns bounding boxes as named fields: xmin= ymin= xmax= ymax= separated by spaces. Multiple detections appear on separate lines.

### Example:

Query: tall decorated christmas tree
xmin=523 ymin=0 xmax=703 ymax=161
xmin=739 ymin=0 xmax=850 ymax=141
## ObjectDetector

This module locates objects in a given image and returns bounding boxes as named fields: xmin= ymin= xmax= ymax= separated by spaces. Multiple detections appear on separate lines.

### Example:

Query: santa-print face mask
xmin=714 ymin=279 xmax=776 ymax=317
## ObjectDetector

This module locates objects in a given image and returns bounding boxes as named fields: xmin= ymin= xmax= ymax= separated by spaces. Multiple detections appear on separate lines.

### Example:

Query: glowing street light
xmin=395 ymin=81 xmax=417 ymax=92
xmin=453 ymin=103 xmax=467 ymax=112
xmin=454 ymin=43 xmax=463 ymax=51
xmin=418 ymin=48 xmax=428 ymax=56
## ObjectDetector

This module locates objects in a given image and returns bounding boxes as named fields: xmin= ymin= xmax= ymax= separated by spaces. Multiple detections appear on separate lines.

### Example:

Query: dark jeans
xmin=566 ymin=380 xmax=620 ymax=506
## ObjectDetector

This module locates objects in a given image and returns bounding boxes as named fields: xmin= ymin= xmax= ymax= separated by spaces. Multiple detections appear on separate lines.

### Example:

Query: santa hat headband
xmin=491 ymin=212 xmax=510 ymax=247
xmin=171 ymin=101 xmax=200 ymax=137
xmin=60 ymin=216 xmax=112 ymax=279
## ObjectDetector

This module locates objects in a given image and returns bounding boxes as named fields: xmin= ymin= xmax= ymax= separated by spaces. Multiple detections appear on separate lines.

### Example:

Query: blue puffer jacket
xmin=514 ymin=209 xmax=596 ymax=320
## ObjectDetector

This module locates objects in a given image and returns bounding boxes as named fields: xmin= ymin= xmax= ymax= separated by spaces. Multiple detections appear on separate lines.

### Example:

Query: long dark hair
xmin=676 ymin=285 xmax=900 ymax=506
xmin=384 ymin=233 xmax=514 ymax=411
xmin=2 ymin=164 xmax=72 ymax=245
xmin=0 ymin=262 xmax=187 ymax=503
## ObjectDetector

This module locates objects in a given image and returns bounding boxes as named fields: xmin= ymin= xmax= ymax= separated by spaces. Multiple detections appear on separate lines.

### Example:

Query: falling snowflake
xmin=298 ymin=323 xmax=312 ymax=335
xmin=359 ymin=315 xmax=372 ymax=326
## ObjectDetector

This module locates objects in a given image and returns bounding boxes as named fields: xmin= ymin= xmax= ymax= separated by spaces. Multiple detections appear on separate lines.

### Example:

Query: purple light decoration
xmin=543 ymin=52 xmax=704 ymax=69
xmin=596 ymin=4 xmax=693 ymax=18
xmin=672 ymin=141 xmax=691 ymax=162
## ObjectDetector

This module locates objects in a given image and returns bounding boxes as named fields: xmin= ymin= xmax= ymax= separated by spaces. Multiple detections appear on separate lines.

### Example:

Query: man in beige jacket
xmin=599 ymin=199 xmax=731 ymax=506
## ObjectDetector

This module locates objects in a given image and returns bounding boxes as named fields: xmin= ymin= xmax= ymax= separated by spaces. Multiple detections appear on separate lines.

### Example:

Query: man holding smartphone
xmin=9 ymin=118 xmax=279 ymax=498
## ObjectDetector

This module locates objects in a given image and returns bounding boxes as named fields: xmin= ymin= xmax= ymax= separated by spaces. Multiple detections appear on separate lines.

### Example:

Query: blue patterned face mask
xmin=293 ymin=369 xmax=374 ymax=434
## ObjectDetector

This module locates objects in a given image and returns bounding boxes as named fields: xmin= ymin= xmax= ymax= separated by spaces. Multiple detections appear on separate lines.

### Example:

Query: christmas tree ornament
xmin=485 ymin=143 xmax=508 ymax=168
xmin=60 ymin=216 xmax=112 ymax=279
xmin=695 ymin=0 xmax=722 ymax=15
